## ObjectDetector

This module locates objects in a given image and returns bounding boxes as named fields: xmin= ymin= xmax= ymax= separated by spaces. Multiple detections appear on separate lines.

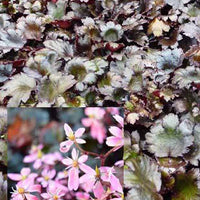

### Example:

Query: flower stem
xmin=74 ymin=141 xmax=118 ymax=166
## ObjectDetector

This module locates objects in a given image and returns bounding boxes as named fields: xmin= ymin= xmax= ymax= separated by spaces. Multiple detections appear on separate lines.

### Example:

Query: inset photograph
xmin=0 ymin=107 xmax=7 ymax=200
xmin=7 ymin=107 xmax=123 ymax=200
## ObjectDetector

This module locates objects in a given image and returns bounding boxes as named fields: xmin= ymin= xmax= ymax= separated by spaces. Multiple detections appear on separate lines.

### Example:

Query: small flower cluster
xmin=8 ymin=108 xmax=124 ymax=200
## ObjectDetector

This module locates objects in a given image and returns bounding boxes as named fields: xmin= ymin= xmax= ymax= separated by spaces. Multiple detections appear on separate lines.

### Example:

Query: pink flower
xmin=79 ymin=166 xmax=99 ymax=192
xmin=11 ymin=179 xmax=41 ymax=200
xmin=60 ymin=123 xmax=86 ymax=153
xmin=56 ymin=170 xmax=68 ymax=181
xmin=80 ymin=166 xmax=105 ymax=198
xmin=113 ymin=115 xmax=123 ymax=127
xmin=76 ymin=192 xmax=90 ymax=200
xmin=23 ymin=144 xmax=44 ymax=169
xmin=100 ymin=167 xmax=123 ymax=194
xmin=62 ymin=148 xmax=92 ymax=191
xmin=8 ymin=168 xmax=37 ymax=182
xmin=106 ymin=115 xmax=124 ymax=150
xmin=55 ymin=170 xmax=68 ymax=186
xmin=37 ymin=169 xmax=56 ymax=188
xmin=41 ymin=182 xmax=65 ymax=200
xmin=93 ymin=182 xmax=107 ymax=200
xmin=43 ymin=152 xmax=63 ymax=165
xmin=84 ymin=108 xmax=106 ymax=120
xmin=82 ymin=108 xmax=106 ymax=143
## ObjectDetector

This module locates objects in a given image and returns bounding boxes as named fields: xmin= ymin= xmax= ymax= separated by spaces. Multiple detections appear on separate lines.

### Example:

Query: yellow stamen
xmin=22 ymin=175 xmax=27 ymax=180
xmin=88 ymin=114 xmax=95 ymax=118
xmin=95 ymin=166 xmax=100 ymax=178
xmin=68 ymin=132 xmax=75 ymax=141
xmin=53 ymin=195 xmax=59 ymax=200
xmin=64 ymin=170 xmax=68 ymax=176
xmin=18 ymin=187 xmax=25 ymax=194
xmin=44 ymin=176 xmax=49 ymax=181
xmin=37 ymin=150 xmax=43 ymax=158
xmin=72 ymin=160 xmax=78 ymax=168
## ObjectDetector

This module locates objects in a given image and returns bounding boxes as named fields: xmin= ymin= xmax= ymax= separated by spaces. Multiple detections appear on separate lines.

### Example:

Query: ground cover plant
xmin=0 ymin=0 xmax=199 ymax=199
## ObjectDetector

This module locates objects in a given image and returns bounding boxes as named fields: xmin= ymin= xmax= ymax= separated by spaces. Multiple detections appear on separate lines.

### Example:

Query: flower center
xmin=68 ymin=132 xmax=75 ymax=141
xmin=22 ymin=175 xmax=27 ymax=180
xmin=18 ymin=187 xmax=25 ymax=194
xmin=53 ymin=195 xmax=59 ymax=200
xmin=44 ymin=176 xmax=49 ymax=181
xmin=64 ymin=170 xmax=68 ymax=176
xmin=72 ymin=160 xmax=78 ymax=168
xmin=89 ymin=114 xmax=95 ymax=118
xmin=37 ymin=150 xmax=43 ymax=158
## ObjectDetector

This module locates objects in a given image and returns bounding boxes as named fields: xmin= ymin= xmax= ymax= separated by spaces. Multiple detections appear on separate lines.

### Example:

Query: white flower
xmin=146 ymin=113 xmax=194 ymax=157
xmin=16 ymin=14 xmax=45 ymax=40
xmin=100 ymin=21 xmax=123 ymax=42
xmin=173 ymin=66 xmax=200 ymax=88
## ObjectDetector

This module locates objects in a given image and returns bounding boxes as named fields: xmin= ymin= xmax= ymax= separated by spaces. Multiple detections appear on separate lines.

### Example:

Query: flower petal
xmin=62 ymin=158 xmax=73 ymax=166
xmin=68 ymin=167 xmax=79 ymax=191
xmin=28 ymin=184 xmax=41 ymax=193
xmin=113 ymin=115 xmax=124 ymax=127
xmin=71 ymin=148 xmax=78 ymax=160
xmin=21 ymin=168 xmax=31 ymax=176
xmin=81 ymin=118 xmax=93 ymax=127
xmin=76 ymin=138 xmax=86 ymax=144
xmin=75 ymin=128 xmax=85 ymax=137
xmin=109 ymin=126 xmax=122 ymax=137
xmin=60 ymin=140 xmax=73 ymax=153
xmin=79 ymin=163 xmax=94 ymax=174
xmin=78 ymin=155 xmax=88 ymax=163
xmin=106 ymin=136 xmax=123 ymax=147
xmin=8 ymin=173 xmax=22 ymax=181
xmin=64 ymin=123 xmax=73 ymax=136
xmin=23 ymin=154 xmax=37 ymax=163
xmin=93 ymin=181 xmax=104 ymax=199
xmin=25 ymin=194 xmax=39 ymax=200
